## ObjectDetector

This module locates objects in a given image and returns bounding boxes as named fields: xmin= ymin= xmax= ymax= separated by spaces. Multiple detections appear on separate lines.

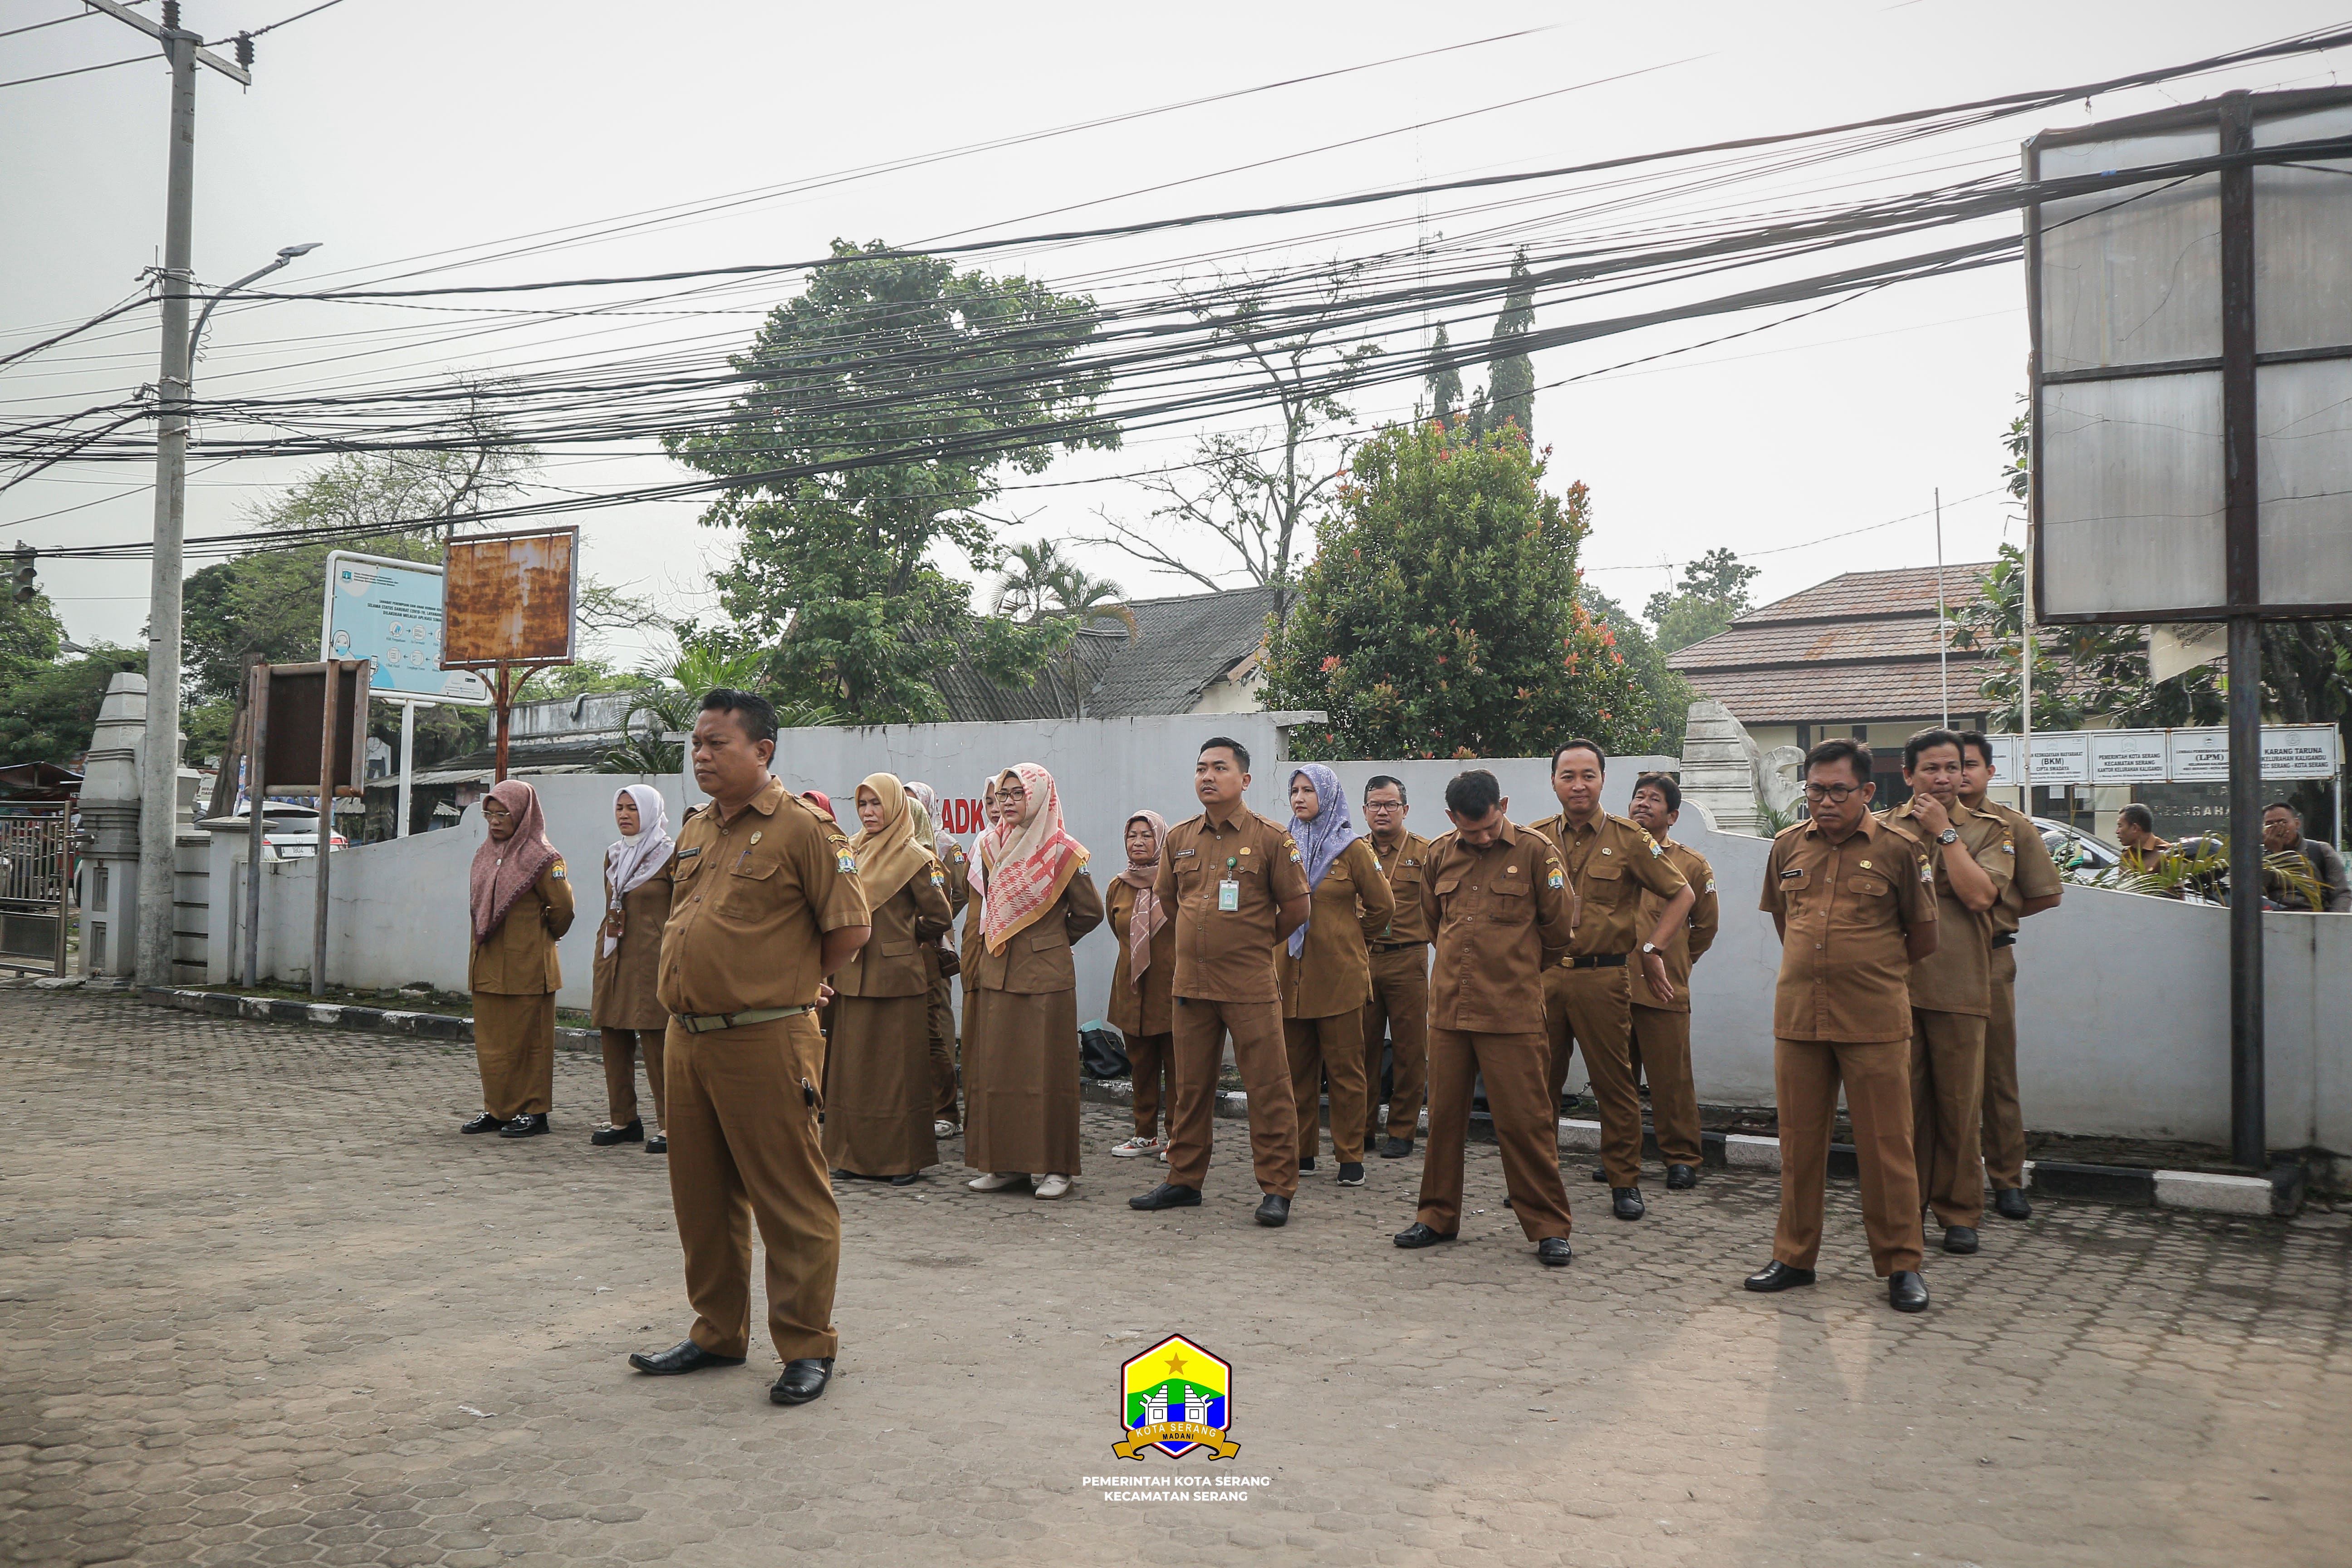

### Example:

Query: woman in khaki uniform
xmin=1278 ymin=765 xmax=1394 ymax=1186
xmin=1105 ymin=809 xmax=1176 ymax=1159
xmin=823 ymin=774 xmax=954 ymax=1184
xmin=591 ymin=784 xmax=673 ymax=1152
xmin=464 ymin=779 xmax=575 ymax=1139
xmin=964 ymin=764 xmax=1102 ymax=1200
xmin=906 ymin=781 xmax=969 ymax=1137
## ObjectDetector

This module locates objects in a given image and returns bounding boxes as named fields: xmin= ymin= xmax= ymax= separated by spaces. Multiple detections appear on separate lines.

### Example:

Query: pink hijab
xmin=1118 ymin=810 xmax=1170 ymax=987
xmin=469 ymin=779 xmax=558 ymax=943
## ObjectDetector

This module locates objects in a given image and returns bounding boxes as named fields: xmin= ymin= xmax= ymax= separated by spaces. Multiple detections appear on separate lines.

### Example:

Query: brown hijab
xmin=469 ymin=779 xmax=558 ymax=943
xmin=849 ymin=773 xmax=932 ymax=905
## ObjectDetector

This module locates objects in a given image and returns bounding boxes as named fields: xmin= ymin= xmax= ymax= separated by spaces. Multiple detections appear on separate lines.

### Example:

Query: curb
xmin=139 ymin=985 xmax=603 ymax=1053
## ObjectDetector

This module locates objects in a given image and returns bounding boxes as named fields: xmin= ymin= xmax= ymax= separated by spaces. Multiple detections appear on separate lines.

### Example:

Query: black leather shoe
xmin=889 ymin=1173 xmax=922 ymax=1186
xmin=460 ymin=1112 xmax=504 ymax=1134
xmin=1589 ymin=1165 xmax=1609 ymax=1182
xmin=1298 ymin=1157 xmax=1316 ymax=1172
xmin=1254 ymin=1194 xmax=1291 ymax=1227
xmin=1392 ymin=1222 xmax=1455 ymax=1249
xmin=1336 ymin=1162 xmax=1365 ymax=1187
xmin=646 ymin=1134 xmax=667 ymax=1155
xmin=498 ymin=1113 xmax=549 ymax=1139
xmin=1536 ymin=1237 xmax=1573 ymax=1267
xmin=1378 ymin=1137 xmax=1414 ymax=1159
xmin=628 ymin=1339 xmax=745 ymax=1376
xmin=592 ymin=1120 xmax=644 ymax=1147
xmin=1942 ymin=1225 xmax=1980 ymax=1255
xmin=769 ymin=1357 xmax=834 ymax=1406
xmin=1611 ymin=1186 xmax=1645 ymax=1221
xmin=1993 ymin=1187 xmax=2032 ymax=1221
xmin=1127 ymin=1182 xmax=1201 ymax=1211
xmin=1665 ymin=1162 xmax=1698 ymax=1191
xmin=1743 ymin=1260 xmax=1816 ymax=1292
xmin=1888 ymin=1271 xmax=1931 ymax=1313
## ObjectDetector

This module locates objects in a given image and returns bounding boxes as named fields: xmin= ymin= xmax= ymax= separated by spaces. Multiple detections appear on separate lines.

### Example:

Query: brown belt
xmin=1370 ymin=941 xmax=1427 ymax=953
xmin=672 ymin=1004 xmax=813 ymax=1034
xmin=1560 ymin=953 xmax=1627 ymax=970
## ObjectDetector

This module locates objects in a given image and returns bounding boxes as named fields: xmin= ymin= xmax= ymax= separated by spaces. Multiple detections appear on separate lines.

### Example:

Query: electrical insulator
xmin=161 ymin=1 xmax=179 ymax=29
xmin=235 ymin=33 xmax=254 ymax=68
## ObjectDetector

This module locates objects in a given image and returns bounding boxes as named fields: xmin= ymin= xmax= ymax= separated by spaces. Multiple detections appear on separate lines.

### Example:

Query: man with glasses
xmin=1360 ymin=776 xmax=1433 ymax=1158
xmin=1747 ymin=739 xmax=1938 ymax=1314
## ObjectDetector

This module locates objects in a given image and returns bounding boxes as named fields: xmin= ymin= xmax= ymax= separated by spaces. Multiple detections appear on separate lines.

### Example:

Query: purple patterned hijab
xmin=1284 ymin=764 xmax=1354 ymax=958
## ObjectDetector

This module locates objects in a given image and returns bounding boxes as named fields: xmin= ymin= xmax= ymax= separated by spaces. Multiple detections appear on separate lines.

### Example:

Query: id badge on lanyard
xmin=1218 ymin=855 xmax=1240 ymax=912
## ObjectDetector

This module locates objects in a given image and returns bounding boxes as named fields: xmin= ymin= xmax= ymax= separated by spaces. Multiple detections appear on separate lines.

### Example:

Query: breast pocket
xmin=720 ymin=851 xmax=779 ymax=915
xmin=1583 ymin=859 xmax=1627 ymax=904
xmin=1484 ymin=875 xmax=1529 ymax=919
xmin=1773 ymin=865 xmax=1812 ymax=910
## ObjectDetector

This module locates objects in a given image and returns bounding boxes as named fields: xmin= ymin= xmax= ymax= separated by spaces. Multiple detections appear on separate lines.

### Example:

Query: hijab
xmin=848 ymin=773 xmax=931 ymax=905
xmin=800 ymin=789 xmax=833 ymax=820
xmin=601 ymin=783 xmax=674 ymax=956
xmin=903 ymin=780 xmax=940 ymax=853
xmin=976 ymin=762 xmax=1088 ymax=954
xmin=469 ymin=779 xmax=559 ymax=944
xmin=1284 ymin=763 xmax=1355 ymax=958
xmin=1117 ymin=809 xmax=1170 ymax=987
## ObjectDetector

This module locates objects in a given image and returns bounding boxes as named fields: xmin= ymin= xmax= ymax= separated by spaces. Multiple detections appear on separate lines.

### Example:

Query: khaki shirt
xmin=1365 ymin=829 xmax=1435 ymax=945
xmin=1760 ymin=813 xmax=1937 ymax=1042
xmin=1420 ymin=818 xmax=1577 ymax=1034
xmin=470 ymin=857 xmax=575 ymax=995
xmin=1104 ymin=879 xmax=1176 ymax=1038
xmin=657 ymin=777 xmax=871 ymax=1016
xmin=1970 ymin=798 xmax=2063 ymax=937
xmin=1632 ymin=839 xmax=1718 ymax=1016
xmin=833 ymin=860 xmax=954 ymax=1000
xmin=1277 ymin=837 xmax=1396 ymax=1019
xmin=1883 ymin=799 xmax=2013 ymax=1017
xmin=1156 ymin=805 xmax=1310 ymax=1004
xmin=591 ymin=871 xmax=670 ymax=1029
xmin=966 ymin=874 xmax=1104 ymax=995
xmin=1528 ymin=810 xmax=1689 ymax=959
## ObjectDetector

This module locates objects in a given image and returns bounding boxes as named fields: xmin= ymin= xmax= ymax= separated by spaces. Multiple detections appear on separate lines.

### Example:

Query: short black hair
xmin=1550 ymin=739 xmax=1606 ymax=773
xmin=1632 ymin=771 xmax=1681 ymax=814
xmin=699 ymin=688 xmax=777 ymax=746
xmin=1200 ymin=735 xmax=1250 ymax=772
xmin=2264 ymin=799 xmax=2302 ymax=819
xmin=1903 ymin=727 xmax=1966 ymax=771
xmin=1444 ymin=769 xmax=1503 ymax=819
xmin=1957 ymin=729 xmax=1994 ymax=768
xmin=2119 ymin=803 xmax=2155 ymax=832
xmin=1803 ymin=737 xmax=1872 ymax=785
xmin=1364 ymin=774 xmax=1407 ymax=806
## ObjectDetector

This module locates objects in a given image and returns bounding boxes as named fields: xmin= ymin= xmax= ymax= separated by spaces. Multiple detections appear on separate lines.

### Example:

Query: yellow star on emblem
xmin=1163 ymin=1351 xmax=1188 ymax=1377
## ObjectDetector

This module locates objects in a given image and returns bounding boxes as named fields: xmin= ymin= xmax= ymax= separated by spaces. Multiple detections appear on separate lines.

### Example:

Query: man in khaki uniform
xmin=1957 ymin=731 xmax=2062 ymax=1221
xmin=1747 ymin=738 xmax=1939 ymax=1313
xmin=630 ymin=690 xmax=872 ymax=1407
xmin=1626 ymin=772 xmax=1719 ymax=1191
xmin=1882 ymin=729 xmax=2008 ymax=1256
xmin=1360 ymin=774 xmax=1433 ymax=1158
xmin=1394 ymin=770 xmax=1580 ymax=1265
xmin=1129 ymin=737 xmax=1312 ymax=1227
xmin=1527 ymin=741 xmax=1693 ymax=1221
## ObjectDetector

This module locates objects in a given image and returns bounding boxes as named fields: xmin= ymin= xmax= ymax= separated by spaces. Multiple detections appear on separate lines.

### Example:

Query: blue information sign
xmin=321 ymin=552 xmax=490 ymax=705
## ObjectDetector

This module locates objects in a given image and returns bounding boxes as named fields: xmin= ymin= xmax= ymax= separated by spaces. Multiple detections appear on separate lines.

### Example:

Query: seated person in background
xmin=2115 ymin=804 xmax=2179 ymax=887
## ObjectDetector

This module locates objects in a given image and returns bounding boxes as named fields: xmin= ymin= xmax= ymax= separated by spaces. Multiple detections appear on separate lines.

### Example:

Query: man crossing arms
xmin=1625 ymin=772 xmax=1720 ymax=1192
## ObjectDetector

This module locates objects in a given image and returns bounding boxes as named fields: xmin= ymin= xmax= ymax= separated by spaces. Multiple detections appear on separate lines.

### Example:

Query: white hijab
xmin=602 ymin=783 xmax=673 ymax=956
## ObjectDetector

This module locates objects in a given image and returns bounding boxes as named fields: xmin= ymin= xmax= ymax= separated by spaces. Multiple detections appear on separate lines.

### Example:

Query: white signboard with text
xmin=1978 ymin=725 xmax=2339 ymax=788
xmin=322 ymin=552 xmax=490 ymax=706
xmin=2086 ymin=730 xmax=2170 ymax=785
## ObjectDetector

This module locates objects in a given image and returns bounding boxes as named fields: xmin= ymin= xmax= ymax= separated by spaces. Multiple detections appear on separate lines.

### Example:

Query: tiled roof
xmin=931 ymin=586 xmax=1279 ymax=722
xmin=1680 ymin=660 xmax=1996 ymax=725
xmin=1728 ymin=562 xmax=1995 ymax=625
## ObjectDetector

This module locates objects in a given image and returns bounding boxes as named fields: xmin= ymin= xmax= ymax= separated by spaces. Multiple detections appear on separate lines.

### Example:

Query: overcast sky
xmin=4 ymin=0 xmax=2346 ymax=671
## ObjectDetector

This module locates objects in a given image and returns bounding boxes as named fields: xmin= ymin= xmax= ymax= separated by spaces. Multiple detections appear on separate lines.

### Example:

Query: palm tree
xmin=990 ymin=540 xmax=1070 ymax=620
xmin=1043 ymin=563 xmax=1137 ymax=719
xmin=600 ymin=643 xmax=836 ymax=774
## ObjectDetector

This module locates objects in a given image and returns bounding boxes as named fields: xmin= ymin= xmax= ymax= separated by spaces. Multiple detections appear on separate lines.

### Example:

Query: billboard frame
xmin=437 ymin=526 xmax=582 ymax=784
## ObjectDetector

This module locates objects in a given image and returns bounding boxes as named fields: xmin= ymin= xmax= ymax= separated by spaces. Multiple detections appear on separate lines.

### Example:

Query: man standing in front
xmin=1129 ymin=737 xmax=1313 ymax=1228
xmin=1394 ymin=770 xmax=1581 ymax=1266
xmin=1956 ymin=733 xmax=2063 ymax=1221
xmin=1527 ymin=742 xmax=1693 ymax=1221
xmin=1625 ymin=772 xmax=1720 ymax=1192
xmin=2263 ymin=800 xmax=2351 ymax=912
xmin=1882 ymin=729 xmax=2008 ymax=1258
xmin=629 ymin=690 xmax=872 ymax=1406
xmin=1746 ymin=739 xmax=1938 ymax=1313
xmin=1360 ymin=774 xmax=1433 ymax=1160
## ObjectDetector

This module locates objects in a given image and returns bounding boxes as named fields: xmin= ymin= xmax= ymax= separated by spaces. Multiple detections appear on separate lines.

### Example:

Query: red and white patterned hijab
xmin=976 ymin=762 xmax=1088 ymax=955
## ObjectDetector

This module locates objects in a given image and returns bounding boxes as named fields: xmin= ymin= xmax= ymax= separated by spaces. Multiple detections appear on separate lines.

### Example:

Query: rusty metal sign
xmin=441 ymin=527 xmax=579 ymax=669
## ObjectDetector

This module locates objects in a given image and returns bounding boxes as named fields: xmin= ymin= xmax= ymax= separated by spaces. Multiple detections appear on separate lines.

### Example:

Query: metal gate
xmin=0 ymin=806 xmax=70 ymax=975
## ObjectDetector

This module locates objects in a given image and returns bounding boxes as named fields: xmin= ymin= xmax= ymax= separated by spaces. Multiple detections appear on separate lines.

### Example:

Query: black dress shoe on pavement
xmin=460 ymin=1112 xmax=504 ymax=1134
xmin=1743 ymin=1260 xmax=1816 ymax=1292
xmin=1942 ymin=1225 xmax=1980 ymax=1254
xmin=646 ymin=1134 xmax=667 ymax=1154
xmin=1590 ymin=1165 xmax=1609 ymax=1182
xmin=1254 ymin=1194 xmax=1291 ymax=1227
xmin=1994 ymin=1187 xmax=2032 ymax=1221
xmin=1665 ymin=1162 xmax=1698 ymax=1191
xmin=1888 ymin=1271 xmax=1931 ymax=1313
xmin=498 ymin=1113 xmax=549 ymax=1139
xmin=1336 ymin=1162 xmax=1366 ymax=1186
xmin=1392 ymin=1222 xmax=1455 ymax=1249
xmin=1536 ymin=1237 xmax=1573 ymax=1267
xmin=889 ymin=1173 xmax=922 ymax=1186
xmin=628 ymin=1339 xmax=746 ymax=1376
xmin=592 ymin=1120 xmax=644 ymax=1147
xmin=1128 ymin=1182 xmax=1201 ymax=1211
xmin=1611 ymin=1186 xmax=1645 ymax=1220
xmin=1378 ymin=1137 xmax=1414 ymax=1159
xmin=769 ymin=1357 xmax=834 ymax=1406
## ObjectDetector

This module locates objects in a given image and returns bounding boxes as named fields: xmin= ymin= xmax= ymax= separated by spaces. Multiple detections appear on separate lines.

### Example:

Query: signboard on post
xmin=2085 ymin=730 xmax=2169 ymax=786
xmin=2023 ymin=730 xmax=2087 ymax=787
xmin=322 ymin=553 xmax=490 ymax=704
xmin=440 ymin=528 xmax=580 ymax=784
xmin=244 ymin=661 xmax=369 ymax=998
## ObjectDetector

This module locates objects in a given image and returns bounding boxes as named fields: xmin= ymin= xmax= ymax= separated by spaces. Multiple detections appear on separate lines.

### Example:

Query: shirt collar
xmin=1205 ymin=802 xmax=1250 ymax=833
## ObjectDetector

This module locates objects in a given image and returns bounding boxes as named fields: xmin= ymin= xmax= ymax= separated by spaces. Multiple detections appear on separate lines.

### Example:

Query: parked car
xmin=2034 ymin=817 xmax=2120 ymax=874
xmin=250 ymin=805 xmax=348 ymax=862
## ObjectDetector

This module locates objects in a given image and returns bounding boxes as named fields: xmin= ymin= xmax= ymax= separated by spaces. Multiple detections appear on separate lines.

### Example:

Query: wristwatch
xmin=1936 ymin=827 xmax=1960 ymax=845
xmin=1640 ymin=941 xmax=1662 ymax=958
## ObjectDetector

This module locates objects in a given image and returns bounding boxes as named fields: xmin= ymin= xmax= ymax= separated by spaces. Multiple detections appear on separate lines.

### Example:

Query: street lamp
xmin=189 ymin=241 xmax=322 ymax=369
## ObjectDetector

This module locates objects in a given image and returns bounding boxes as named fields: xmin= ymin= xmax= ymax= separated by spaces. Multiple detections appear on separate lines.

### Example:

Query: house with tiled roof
xmin=930 ymin=586 xmax=1279 ymax=722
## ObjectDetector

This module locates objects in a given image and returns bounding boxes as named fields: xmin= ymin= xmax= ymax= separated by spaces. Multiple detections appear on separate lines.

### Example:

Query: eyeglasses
xmin=1803 ymin=783 xmax=1862 ymax=802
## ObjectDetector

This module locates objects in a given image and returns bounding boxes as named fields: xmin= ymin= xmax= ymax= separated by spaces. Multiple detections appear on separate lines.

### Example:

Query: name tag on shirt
xmin=1218 ymin=879 xmax=1240 ymax=912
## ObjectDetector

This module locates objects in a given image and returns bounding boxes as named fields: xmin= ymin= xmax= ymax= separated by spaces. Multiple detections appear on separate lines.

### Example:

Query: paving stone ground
xmin=5 ymin=990 xmax=2349 ymax=1568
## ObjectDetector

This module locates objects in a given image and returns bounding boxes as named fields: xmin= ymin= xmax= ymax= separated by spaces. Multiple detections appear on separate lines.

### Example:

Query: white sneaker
xmin=1034 ymin=1174 xmax=1072 ymax=1200
xmin=1110 ymin=1135 xmax=1164 ymax=1158
xmin=933 ymin=1120 xmax=959 ymax=1138
xmin=966 ymin=1171 xmax=1027 ymax=1192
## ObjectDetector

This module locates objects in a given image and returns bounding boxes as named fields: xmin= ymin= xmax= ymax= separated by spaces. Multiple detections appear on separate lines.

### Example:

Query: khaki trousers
xmin=1544 ymin=964 xmax=1645 ymax=1186
xmin=1629 ymin=1005 xmax=1702 ymax=1167
xmin=929 ymin=970 xmax=960 ymax=1126
xmin=664 ymin=1013 xmax=840 ymax=1363
xmin=1128 ymin=1030 xmax=1173 ymax=1138
xmin=1166 ymin=996 xmax=1298 ymax=1198
xmin=1772 ymin=1035 xmax=1923 ymax=1276
xmin=471 ymin=992 xmax=555 ymax=1120
xmin=1362 ymin=945 xmax=1430 ymax=1144
xmin=1911 ymin=1008 xmax=1989 ymax=1230
xmin=600 ymin=1027 xmax=666 ymax=1132
xmin=1979 ymin=946 xmax=2026 ymax=1189
xmin=1417 ymin=1028 xmax=1573 ymax=1241
xmin=1286 ymin=1010 xmax=1367 ymax=1164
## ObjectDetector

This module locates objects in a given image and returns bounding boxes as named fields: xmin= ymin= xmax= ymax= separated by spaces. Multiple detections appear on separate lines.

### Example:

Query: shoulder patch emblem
xmin=1286 ymin=843 xmax=1302 ymax=863
xmin=1918 ymin=857 xmax=1935 ymax=886
xmin=930 ymin=867 xmax=945 ymax=887
xmin=2002 ymin=838 xmax=2016 ymax=855
xmin=837 ymin=851 xmax=858 ymax=874
xmin=551 ymin=862 xmax=566 ymax=880
xmin=1546 ymin=865 xmax=1565 ymax=890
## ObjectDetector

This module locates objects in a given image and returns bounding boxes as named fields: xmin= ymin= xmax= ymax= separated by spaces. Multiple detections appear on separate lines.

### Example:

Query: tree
xmin=0 ymin=646 xmax=144 ymax=767
xmin=664 ymin=240 xmax=1117 ymax=724
xmin=0 ymin=590 xmax=62 ymax=691
xmin=602 ymin=641 xmax=838 ymax=774
xmin=1643 ymin=547 xmax=1762 ymax=655
xmin=1579 ymin=585 xmax=1695 ymax=751
xmin=988 ymin=540 xmax=1137 ymax=717
xmin=1262 ymin=420 xmax=1663 ymax=760
xmin=1484 ymin=252 xmax=1536 ymax=441
xmin=1425 ymin=324 xmax=1462 ymax=424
